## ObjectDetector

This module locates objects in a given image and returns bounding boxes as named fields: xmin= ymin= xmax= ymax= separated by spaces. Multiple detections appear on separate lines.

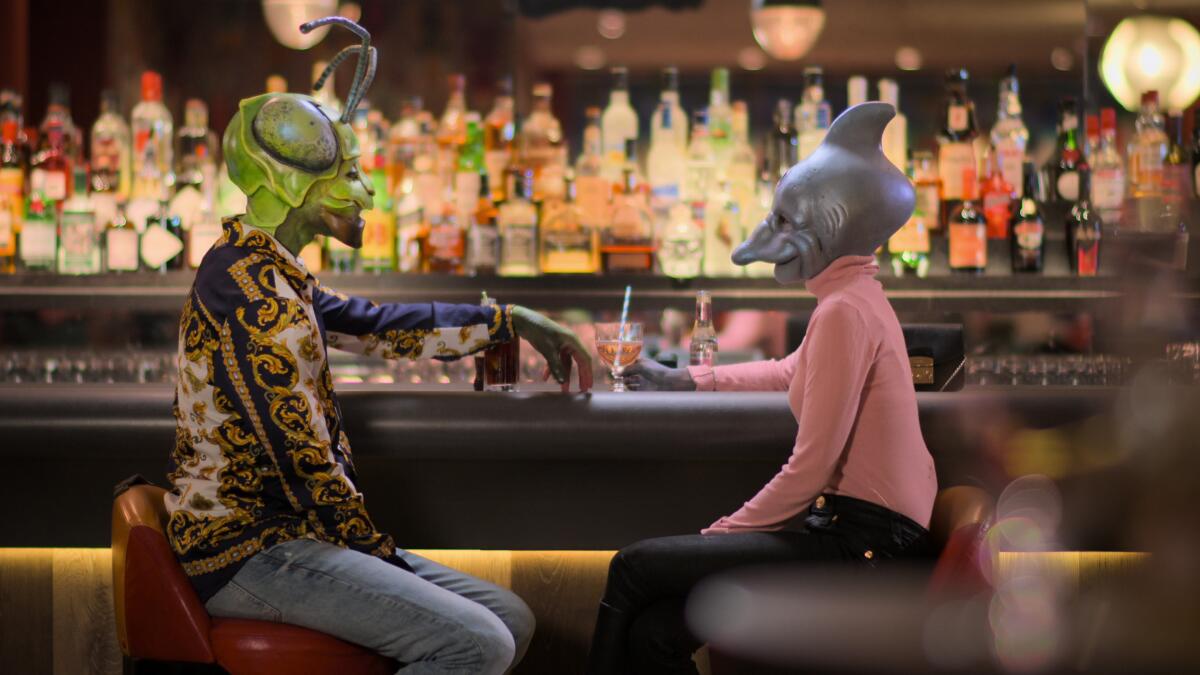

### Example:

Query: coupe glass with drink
xmin=595 ymin=322 xmax=643 ymax=392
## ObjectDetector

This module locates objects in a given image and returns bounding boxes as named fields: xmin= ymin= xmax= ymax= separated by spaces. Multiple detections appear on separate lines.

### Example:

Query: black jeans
xmin=586 ymin=494 xmax=928 ymax=675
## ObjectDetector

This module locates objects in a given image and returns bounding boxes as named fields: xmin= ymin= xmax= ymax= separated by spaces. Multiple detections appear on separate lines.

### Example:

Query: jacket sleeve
xmin=313 ymin=285 xmax=514 ymax=361
xmin=212 ymin=292 xmax=396 ymax=559
xmin=703 ymin=301 xmax=875 ymax=533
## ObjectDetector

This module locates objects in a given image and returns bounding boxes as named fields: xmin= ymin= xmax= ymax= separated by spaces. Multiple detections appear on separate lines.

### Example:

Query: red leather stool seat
xmin=211 ymin=619 xmax=397 ymax=675
xmin=113 ymin=484 xmax=398 ymax=674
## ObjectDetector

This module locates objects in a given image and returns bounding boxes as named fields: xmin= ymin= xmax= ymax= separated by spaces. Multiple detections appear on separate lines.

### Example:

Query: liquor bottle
xmin=689 ymin=290 xmax=718 ymax=367
xmin=172 ymin=99 xmax=220 ymax=236
xmin=19 ymin=195 xmax=57 ymax=272
xmin=646 ymin=102 xmax=686 ymax=223
xmin=888 ymin=165 xmax=931 ymax=278
xmin=948 ymin=168 xmax=987 ymax=273
xmin=455 ymin=115 xmax=485 ymax=222
xmin=795 ymin=67 xmax=831 ymax=161
xmin=38 ymin=83 xmax=81 ymax=166
xmin=265 ymin=74 xmax=287 ymax=94
xmin=601 ymin=66 xmax=638 ymax=184
xmin=436 ymin=74 xmax=469 ymax=189
xmin=653 ymin=67 xmax=689 ymax=150
xmin=425 ymin=201 xmax=466 ymax=274
xmin=847 ymin=76 xmax=868 ymax=108
xmin=658 ymin=202 xmax=703 ymax=279
xmin=1091 ymin=107 xmax=1125 ymax=231
xmin=602 ymin=144 xmax=656 ymax=273
xmin=703 ymin=179 xmax=742 ymax=277
xmin=1085 ymin=113 xmax=1100 ymax=161
xmin=684 ymin=109 xmax=716 ymax=210
xmin=411 ymin=111 xmax=443 ymax=221
xmin=728 ymin=101 xmax=758 ymax=219
xmin=1193 ymin=107 xmax=1200 ymax=199
xmin=1009 ymin=162 xmax=1045 ymax=273
xmin=937 ymin=68 xmax=978 ymax=229
xmin=743 ymin=161 xmax=776 ymax=278
xmin=540 ymin=174 xmax=596 ymax=274
xmin=141 ymin=201 xmax=185 ymax=272
xmin=360 ymin=156 xmax=396 ymax=273
xmin=1068 ymin=170 xmax=1101 ymax=276
xmin=189 ymin=208 xmax=224 ymax=270
xmin=980 ymin=149 xmax=1015 ymax=239
xmin=519 ymin=83 xmax=567 ymax=202
xmin=989 ymin=65 xmax=1028 ymax=198
xmin=0 ymin=90 xmax=30 ymax=171
xmin=1052 ymin=97 xmax=1082 ymax=203
xmin=575 ymin=108 xmax=612 ymax=236
xmin=498 ymin=170 xmax=539 ymax=277
xmin=311 ymin=60 xmax=343 ymax=116
xmin=30 ymin=120 xmax=71 ymax=205
xmin=131 ymin=71 xmax=173 ymax=201
xmin=386 ymin=96 xmax=422 ymax=196
xmin=484 ymin=79 xmax=515 ymax=202
xmin=466 ymin=173 xmax=499 ymax=275
xmin=58 ymin=168 xmax=100 ymax=275
xmin=1129 ymin=90 xmax=1167 ymax=201
xmin=91 ymin=89 xmax=131 ymax=199
xmin=1162 ymin=111 xmax=1190 ymax=216
xmin=104 ymin=207 xmax=139 ymax=273
xmin=0 ymin=119 xmax=23 ymax=273
xmin=911 ymin=151 xmax=941 ymax=233
xmin=709 ymin=68 xmax=734 ymax=170
xmin=768 ymin=99 xmax=797 ymax=182
xmin=878 ymin=78 xmax=908 ymax=172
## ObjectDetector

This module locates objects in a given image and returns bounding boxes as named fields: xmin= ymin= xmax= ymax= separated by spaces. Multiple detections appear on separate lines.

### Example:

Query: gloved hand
xmin=622 ymin=358 xmax=696 ymax=391
xmin=511 ymin=306 xmax=593 ymax=393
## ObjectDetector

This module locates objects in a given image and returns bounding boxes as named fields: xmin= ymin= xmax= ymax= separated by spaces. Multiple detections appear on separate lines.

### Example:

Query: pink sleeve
xmin=703 ymin=302 xmax=875 ymax=534
xmin=687 ymin=347 xmax=801 ymax=392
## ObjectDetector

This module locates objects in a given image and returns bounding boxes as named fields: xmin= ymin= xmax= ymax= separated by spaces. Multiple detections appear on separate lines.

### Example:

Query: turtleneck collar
xmin=804 ymin=255 xmax=879 ymax=300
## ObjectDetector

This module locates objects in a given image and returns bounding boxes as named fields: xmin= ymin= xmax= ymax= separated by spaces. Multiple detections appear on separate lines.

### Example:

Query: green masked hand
xmin=511 ymin=306 xmax=593 ymax=393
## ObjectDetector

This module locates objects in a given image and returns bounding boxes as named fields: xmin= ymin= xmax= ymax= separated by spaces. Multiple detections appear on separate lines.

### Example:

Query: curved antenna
xmin=312 ymin=46 xmax=360 ymax=93
xmin=300 ymin=16 xmax=371 ymax=124
xmin=346 ymin=47 xmax=377 ymax=119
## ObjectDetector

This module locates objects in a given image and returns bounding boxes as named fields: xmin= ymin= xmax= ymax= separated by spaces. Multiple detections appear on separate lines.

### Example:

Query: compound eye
xmin=251 ymin=96 xmax=338 ymax=172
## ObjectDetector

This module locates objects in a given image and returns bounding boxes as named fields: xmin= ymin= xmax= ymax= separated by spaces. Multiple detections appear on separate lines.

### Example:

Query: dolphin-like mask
xmin=733 ymin=101 xmax=916 ymax=282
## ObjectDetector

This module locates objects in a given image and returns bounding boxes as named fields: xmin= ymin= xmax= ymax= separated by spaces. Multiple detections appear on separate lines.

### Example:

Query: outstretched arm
xmin=703 ymin=301 xmax=875 ymax=533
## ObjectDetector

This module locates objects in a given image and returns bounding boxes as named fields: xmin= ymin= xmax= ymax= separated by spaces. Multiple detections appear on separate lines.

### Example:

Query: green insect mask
xmin=222 ymin=16 xmax=378 ymax=246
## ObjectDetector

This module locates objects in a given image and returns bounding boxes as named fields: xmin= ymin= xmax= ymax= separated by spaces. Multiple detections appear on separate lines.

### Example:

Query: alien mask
xmin=732 ymin=101 xmax=916 ymax=283
xmin=221 ymin=16 xmax=378 ymax=247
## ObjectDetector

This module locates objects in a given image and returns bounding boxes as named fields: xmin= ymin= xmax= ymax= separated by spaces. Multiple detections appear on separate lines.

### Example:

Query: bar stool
xmin=112 ymin=484 xmax=398 ymax=675
xmin=926 ymin=485 xmax=994 ymax=595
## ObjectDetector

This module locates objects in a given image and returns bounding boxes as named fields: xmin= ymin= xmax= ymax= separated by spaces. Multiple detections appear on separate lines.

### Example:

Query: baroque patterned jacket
xmin=166 ymin=218 xmax=513 ymax=602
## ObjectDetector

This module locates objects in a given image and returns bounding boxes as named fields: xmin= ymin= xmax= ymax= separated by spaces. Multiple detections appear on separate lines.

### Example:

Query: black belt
xmin=803 ymin=493 xmax=929 ymax=563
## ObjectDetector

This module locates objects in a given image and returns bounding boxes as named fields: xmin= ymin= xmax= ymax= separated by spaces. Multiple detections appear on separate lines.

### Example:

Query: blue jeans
xmin=205 ymin=539 xmax=535 ymax=675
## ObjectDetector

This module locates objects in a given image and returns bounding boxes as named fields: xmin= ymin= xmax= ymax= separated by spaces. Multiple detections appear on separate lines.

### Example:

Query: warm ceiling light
xmin=1100 ymin=14 xmax=1200 ymax=112
xmin=574 ymin=46 xmax=607 ymax=71
xmin=894 ymin=46 xmax=922 ymax=71
xmin=262 ymin=0 xmax=337 ymax=50
xmin=750 ymin=0 xmax=825 ymax=61
xmin=1051 ymin=46 xmax=1075 ymax=71
xmin=597 ymin=10 xmax=626 ymax=40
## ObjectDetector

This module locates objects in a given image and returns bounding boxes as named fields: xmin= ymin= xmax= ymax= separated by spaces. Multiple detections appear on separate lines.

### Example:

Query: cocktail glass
xmin=595 ymin=322 xmax=643 ymax=392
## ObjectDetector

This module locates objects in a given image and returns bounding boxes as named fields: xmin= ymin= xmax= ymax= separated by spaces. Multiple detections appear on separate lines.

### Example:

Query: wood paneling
xmin=51 ymin=549 xmax=122 ymax=675
xmin=0 ymin=549 xmax=54 ymax=675
xmin=510 ymin=551 xmax=615 ymax=675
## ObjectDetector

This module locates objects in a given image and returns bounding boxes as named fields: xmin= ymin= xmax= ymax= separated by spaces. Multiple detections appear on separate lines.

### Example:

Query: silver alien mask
xmin=733 ymin=101 xmax=916 ymax=283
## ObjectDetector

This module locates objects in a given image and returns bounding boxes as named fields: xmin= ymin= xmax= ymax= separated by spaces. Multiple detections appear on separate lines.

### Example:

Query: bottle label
xmin=1 ymin=168 xmax=24 ymax=243
xmin=949 ymin=222 xmax=987 ymax=269
xmin=938 ymin=143 xmax=975 ymax=200
xmin=948 ymin=105 xmax=969 ymax=132
xmin=188 ymin=218 xmax=223 ymax=268
xmin=1092 ymin=168 xmax=1125 ymax=209
xmin=454 ymin=172 xmax=481 ymax=222
xmin=500 ymin=225 xmax=537 ymax=270
xmin=428 ymin=224 xmax=465 ymax=262
xmin=996 ymin=142 xmax=1025 ymax=198
xmin=1056 ymin=170 xmax=1079 ymax=202
xmin=59 ymin=212 xmax=101 ymax=274
xmin=415 ymin=173 xmax=443 ymax=214
xmin=20 ymin=220 xmax=57 ymax=264
xmin=982 ymin=192 xmax=1012 ymax=239
xmin=888 ymin=215 xmax=930 ymax=253
xmin=1014 ymin=219 xmax=1044 ymax=251
xmin=577 ymin=175 xmax=613 ymax=226
xmin=105 ymin=228 xmax=140 ymax=271
xmin=484 ymin=150 xmax=509 ymax=195
xmin=32 ymin=168 xmax=68 ymax=201
xmin=92 ymin=132 xmax=124 ymax=180
xmin=1075 ymin=227 xmax=1100 ymax=276
xmin=914 ymin=182 xmax=941 ymax=230
xmin=1163 ymin=165 xmax=1191 ymax=205
xmin=467 ymin=224 xmax=499 ymax=269
xmin=359 ymin=209 xmax=395 ymax=267
xmin=140 ymin=224 xmax=184 ymax=268
xmin=0 ymin=205 xmax=13 ymax=251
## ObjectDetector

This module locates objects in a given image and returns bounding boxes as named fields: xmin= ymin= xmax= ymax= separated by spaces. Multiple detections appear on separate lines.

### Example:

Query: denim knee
xmin=463 ymin=610 xmax=517 ymax=675
xmin=499 ymin=591 xmax=536 ymax=658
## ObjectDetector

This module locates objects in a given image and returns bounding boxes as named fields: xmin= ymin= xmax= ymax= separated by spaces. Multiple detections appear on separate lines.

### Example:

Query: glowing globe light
xmin=262 ymin=0 xmax=337 ymax=50
xmin=750 ymin=0 xmax=825 ymax=61
xmin=1100 ymin=15 xmax=1200 ymax=112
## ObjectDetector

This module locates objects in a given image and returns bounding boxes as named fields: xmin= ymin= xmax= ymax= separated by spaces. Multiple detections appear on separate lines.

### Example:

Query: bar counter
xmin=0 ymin=384 xmax=1125 ymax=551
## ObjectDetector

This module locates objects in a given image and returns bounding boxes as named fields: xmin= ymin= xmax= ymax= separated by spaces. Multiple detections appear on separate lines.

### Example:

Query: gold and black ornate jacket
xmin=166 ymin=218 xmax=512 ymax=601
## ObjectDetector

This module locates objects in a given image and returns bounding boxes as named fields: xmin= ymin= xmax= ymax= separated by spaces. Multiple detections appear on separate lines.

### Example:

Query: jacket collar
xmin=804 ymin=255 xmax=879 ymax=301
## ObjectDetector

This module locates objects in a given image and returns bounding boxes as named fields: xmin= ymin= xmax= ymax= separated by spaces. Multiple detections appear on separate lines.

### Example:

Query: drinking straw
xmin=614 ymin=285 xmax=633 ymax=370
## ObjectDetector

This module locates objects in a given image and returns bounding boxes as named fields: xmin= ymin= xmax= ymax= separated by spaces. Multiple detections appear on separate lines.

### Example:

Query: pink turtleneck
xmin=688 ymin=255 xmax=937 ymax=531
